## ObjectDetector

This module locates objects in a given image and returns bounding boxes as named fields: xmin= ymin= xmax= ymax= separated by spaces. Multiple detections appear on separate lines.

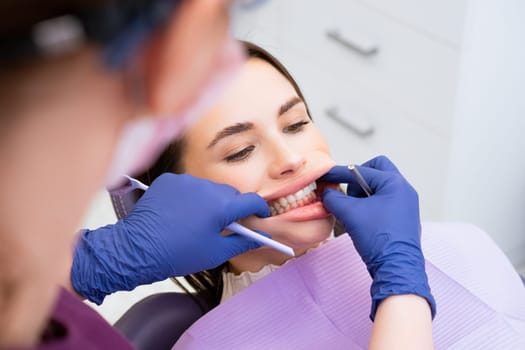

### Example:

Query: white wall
xmin=444 ymin=0 xmax=525 ymax=267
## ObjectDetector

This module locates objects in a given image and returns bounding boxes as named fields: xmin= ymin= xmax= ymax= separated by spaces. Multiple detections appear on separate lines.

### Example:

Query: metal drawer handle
xmin=325 ymin=106 xmax=375 ymax=138
xmin=326 ymin=29 xmax=379 ymax=57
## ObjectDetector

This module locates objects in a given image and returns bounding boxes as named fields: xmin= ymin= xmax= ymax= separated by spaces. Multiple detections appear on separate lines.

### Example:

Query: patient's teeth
xmin=268 ymin=182 xmax=321 ymax=216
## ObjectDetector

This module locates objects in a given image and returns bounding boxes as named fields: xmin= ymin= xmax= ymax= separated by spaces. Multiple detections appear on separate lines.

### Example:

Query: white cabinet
xmin=233 ymin=0 xmax=525 ymax=268
xmin=357 ymin=0 xmax=467 ymax=46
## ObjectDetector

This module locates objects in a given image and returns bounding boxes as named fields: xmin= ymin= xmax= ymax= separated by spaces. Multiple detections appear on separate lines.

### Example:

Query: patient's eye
xmin=225 ymin=145 xmax=255 ymax=162
xmin=283 ymin=120 xmax=310 ymax=133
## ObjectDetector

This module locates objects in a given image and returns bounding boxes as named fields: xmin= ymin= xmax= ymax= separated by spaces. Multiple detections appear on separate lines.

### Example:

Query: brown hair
xmin=137 ymin=41 xmax=316 ymax=310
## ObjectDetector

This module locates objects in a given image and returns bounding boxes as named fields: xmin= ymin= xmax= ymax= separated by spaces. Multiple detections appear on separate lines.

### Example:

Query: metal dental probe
xmin=347 ymin=164 xmax=373 ymax=197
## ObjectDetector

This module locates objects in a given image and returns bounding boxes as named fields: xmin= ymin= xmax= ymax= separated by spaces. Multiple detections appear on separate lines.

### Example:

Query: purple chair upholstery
xmin=114 ymin=292 xmax=216 ymax=350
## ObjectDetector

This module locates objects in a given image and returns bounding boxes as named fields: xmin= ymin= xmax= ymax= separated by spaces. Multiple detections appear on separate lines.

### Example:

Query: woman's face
xmin=182 ymin=57 xmax=336 ymax=255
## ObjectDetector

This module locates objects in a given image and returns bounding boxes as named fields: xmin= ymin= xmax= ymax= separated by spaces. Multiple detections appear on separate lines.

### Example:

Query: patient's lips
xmin=267 ymin=181 xmax=338 ymax=221
xmin=259 ymin=159 xmax=338 ymax=222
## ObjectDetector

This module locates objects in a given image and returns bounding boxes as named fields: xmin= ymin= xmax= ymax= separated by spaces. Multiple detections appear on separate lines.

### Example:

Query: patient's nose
xmin=268 ymin=144 xmax=306 ymax=179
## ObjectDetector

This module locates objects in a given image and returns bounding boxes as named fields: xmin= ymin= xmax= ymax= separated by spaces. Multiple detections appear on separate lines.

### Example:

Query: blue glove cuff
xmin=370 ymin=281 xmax=437 ymax=321
xmin=368 ymin=257 xmax=437 ymax=321
xmin=71 ymin=224 xmax=167 ymax=304
xmin=71 ymin=229 xmax=111 ymax=304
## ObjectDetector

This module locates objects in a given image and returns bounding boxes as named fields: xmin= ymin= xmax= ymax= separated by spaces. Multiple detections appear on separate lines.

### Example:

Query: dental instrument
xmin=225 ymin=222 xmax=294 ymax=257
xmin=121 ymin=175 xmax=295 ymax=257
xmin=348 ymin=164 xmax=373 ymax=197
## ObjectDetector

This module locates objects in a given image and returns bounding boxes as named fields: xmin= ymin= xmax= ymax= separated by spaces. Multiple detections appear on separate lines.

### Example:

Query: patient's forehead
xmin=186 ymin=57 xmax=300 ymax=140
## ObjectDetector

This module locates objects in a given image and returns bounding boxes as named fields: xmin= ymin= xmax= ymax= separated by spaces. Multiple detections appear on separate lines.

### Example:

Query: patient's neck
xmin=228 ymin=243 xmax=321 ymax=275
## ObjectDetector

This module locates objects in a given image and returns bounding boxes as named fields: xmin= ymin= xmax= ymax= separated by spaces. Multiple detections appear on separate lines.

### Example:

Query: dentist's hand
xmin=71 ymin=173 xmax=270 ymax=304
xmin=320 ymin=156 xmax=435 ymax=320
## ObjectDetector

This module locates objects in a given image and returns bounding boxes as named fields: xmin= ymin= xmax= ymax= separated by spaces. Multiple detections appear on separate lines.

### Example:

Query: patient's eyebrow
xmin=278 ymin=96 xmax=303 ymax=116
xmin=207 ymin=122 xmax=254 ymax=149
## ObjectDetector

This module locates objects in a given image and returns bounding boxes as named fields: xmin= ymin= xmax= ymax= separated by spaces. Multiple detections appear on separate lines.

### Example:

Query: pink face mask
xmin=105 ymin=40 xmax=245 ymax=188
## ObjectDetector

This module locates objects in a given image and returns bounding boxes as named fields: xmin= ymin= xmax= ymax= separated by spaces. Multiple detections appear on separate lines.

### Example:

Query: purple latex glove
xmin=72 ymin=173 xmax=270 ymax=304
xmin=320 ymin=155 xmax=436 ymax=320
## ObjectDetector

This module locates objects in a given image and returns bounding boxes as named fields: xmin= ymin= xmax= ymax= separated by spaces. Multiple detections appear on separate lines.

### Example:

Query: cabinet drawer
xmin=290 ymin=0 xmax=460 ymax=137
xmin=357 ymin=0 xmax=467 ymax=47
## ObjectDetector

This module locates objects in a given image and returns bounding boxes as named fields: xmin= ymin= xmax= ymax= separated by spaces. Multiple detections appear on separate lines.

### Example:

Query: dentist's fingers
xmin=320 ymin=156 xmax=400 ymax=184
xmin=320 ymin=165 xmax=394 ymax=194
xmin=223 ymin=232 xmax=263 ymax=250
xmin=319 ymin=165 xmax=355 ymax=183
xmin=227 ymin=192 xmax=270 ymax=222
xmin=321 ymin=188 xmax=362 ymax=224
xmin=218 ymin=231 xmax=267 ymax=260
